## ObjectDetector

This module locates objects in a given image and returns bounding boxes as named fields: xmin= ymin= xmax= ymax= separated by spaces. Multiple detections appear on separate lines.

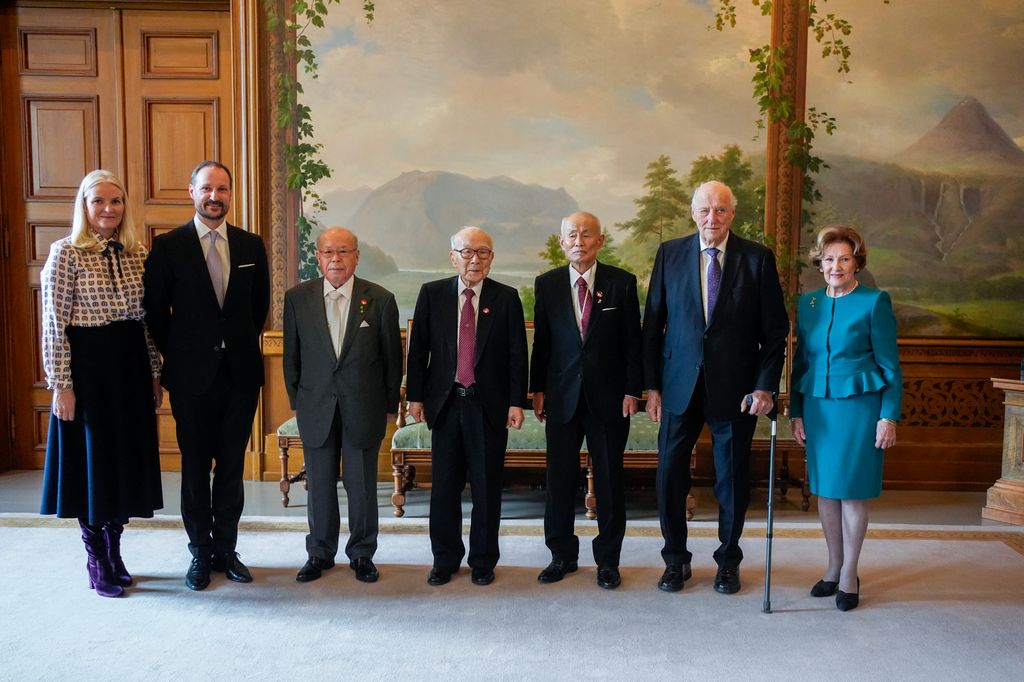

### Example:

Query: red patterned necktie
xmin=577 ymin=276 xmax=591 ymax=337
xmin=457 ymin=289 xmax=476 ymax=386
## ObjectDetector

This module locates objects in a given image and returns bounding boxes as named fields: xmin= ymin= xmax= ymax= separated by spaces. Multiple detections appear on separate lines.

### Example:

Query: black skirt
xmin=40 ymin=320 xmax=163 ymax=524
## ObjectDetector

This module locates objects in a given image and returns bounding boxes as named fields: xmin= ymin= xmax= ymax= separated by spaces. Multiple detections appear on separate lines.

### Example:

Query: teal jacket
xmin=789 ymin=285 xmax=902 ymax=421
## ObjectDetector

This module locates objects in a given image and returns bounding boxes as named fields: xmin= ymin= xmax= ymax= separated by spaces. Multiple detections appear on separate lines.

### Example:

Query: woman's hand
xmin=875 ymin=419 xmax=896 ymax=449
xmin=791 ymin=417 xmax=806 ymax=446
xmin=152 ymin=377 xmax=164 ymax=410
xmin=53 ymin=389 xmax=76 ymax=421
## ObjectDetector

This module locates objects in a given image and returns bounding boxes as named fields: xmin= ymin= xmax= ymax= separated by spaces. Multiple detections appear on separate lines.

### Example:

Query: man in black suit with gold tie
xmin=283 ymin=227 xmax=402 ymax=584
xmin=406 ymin=226 xmax=528 ymax=587
xmin=530 ymin=211 xmax=642 ymax=589
xmin=643 ymin=180 xmax=788 ymax=595
xmin=144 ymin=160 xmax=270 ymax=591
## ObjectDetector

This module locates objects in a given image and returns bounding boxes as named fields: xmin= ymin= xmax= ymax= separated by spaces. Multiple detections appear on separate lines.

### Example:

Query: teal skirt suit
xmin=789 ymin=286 xmax=903 ymax=499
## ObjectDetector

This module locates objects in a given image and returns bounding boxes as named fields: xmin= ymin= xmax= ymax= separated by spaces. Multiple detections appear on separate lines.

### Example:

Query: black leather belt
xmin=454 ymin=384 xmax=476 ymax=397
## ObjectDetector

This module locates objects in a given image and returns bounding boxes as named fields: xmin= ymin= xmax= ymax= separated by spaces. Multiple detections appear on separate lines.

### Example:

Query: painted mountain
xmin=318 ymin=170 xmax=578 ymax=269
xmin=810 ymin=97 xmax=1024 ymax=337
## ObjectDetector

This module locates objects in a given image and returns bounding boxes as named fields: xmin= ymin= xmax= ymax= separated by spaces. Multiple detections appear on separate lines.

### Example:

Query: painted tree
xmin=617 ymin=155 xmax=690 ymax=245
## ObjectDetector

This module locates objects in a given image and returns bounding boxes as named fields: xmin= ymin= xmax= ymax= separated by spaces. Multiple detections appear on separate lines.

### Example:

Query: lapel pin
xmin=596 ymin=290 xmax=604 ymax=301
xmin=810 ymin=296 xmax=816 ymax=308
xmin=359 ymin=297 xmax=368 ymax=314
xmin=482 ymin=307 xmax=490 ymax=315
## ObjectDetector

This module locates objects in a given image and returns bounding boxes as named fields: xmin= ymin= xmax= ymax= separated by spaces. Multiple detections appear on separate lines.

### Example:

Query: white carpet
xmin=1 ymin=519 xmax=1022 ymax=681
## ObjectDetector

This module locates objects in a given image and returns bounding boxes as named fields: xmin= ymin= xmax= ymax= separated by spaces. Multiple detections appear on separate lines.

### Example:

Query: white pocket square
xmin=360 ymin=320 xmax=371 ymax=328
xmin=237 ymin=263 xmax=256 ymax=269
xmin=602 ymin=306 xmax=617 ymax=311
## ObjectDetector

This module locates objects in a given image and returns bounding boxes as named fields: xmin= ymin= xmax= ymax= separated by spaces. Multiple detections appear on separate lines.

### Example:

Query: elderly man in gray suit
xmin=283 ymin=227 xmax=403 ymax=583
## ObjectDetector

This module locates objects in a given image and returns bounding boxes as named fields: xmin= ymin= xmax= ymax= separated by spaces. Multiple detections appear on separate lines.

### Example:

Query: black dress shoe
xmin=836 ymin=577 xmax=860 ymax=612
xmin=349 ymin=557 xmax=380 ymax=583
xmin=657 ymin=563 xmax=692 ymax=592
xmin=471 ymin=567 xmax=495 ymax=585
xmin=212 ymin=552 xmax=253 ymax=583
xmin=714 ymin=566 xmax=741 ymax=594
xmin=185 ymin=555 xmax=211 ymax=591
xmin=427 ymin=566 xmax=457 ymax=586
xmin=810 ymin=579 xmax=839 ymax=597
xmin=296 ymin=556 xmax=335 ymax=583
xmin=596 ymin=565 xmax=621 ymax=590
xmin=537 ymin=559 xmax=578 ymax=583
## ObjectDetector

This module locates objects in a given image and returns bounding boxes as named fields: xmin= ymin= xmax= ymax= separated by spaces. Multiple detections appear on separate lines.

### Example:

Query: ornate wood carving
xmin=20 ymin=95 xmax=99 ymax=200
xmin=901 ymin=378 xmax=1003 ymax=428
xmin=18 ymin=27 xmax=97 ymax=76
xmin=263 ymin=0 xmax=291 ymax=330
xmin=141 ymin=30 xmax=219 ymax=79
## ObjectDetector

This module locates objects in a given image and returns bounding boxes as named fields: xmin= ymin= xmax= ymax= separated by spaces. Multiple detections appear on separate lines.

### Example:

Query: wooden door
xmin=0 ymin=5 xmax=233 ymax=471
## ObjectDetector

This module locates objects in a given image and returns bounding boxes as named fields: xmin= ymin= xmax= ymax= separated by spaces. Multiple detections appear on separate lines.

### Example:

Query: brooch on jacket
xmin=809 ymin=296 xmax=816 ymax=308
xmin=359 ymin=297 xmax=368 ymax=314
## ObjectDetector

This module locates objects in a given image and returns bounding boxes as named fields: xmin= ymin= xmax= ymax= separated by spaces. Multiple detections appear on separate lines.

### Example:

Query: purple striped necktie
xmin=456 ymin=289 xmax=476 ymax=386
xmin=706 ymin=247 xmax=721 ymax=321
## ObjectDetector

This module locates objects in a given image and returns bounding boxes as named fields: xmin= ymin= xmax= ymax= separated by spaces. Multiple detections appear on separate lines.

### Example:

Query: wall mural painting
xmin=804 ymin=0 xmax=1024 ymax=338
xmin=299 ymin=0 xmax=774 ymax=322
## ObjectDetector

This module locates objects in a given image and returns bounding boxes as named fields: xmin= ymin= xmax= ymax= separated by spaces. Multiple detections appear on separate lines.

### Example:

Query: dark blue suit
xmin=642 ymin=232 xmax=788 ymax=568
xmin=530 ymin=262 xmax=642 ymax=566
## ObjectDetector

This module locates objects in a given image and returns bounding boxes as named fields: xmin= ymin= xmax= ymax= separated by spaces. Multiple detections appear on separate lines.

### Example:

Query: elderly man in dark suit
xmin=283 ymin=227 xmax=402 ymax=584
xmin=144 ymin=160 xmax=270 ymax=591
xmin=643 ymin=180 xmax=788 ymax=595
xmin=530 ymin=211 xmax=642 ymax=589
xmin=406 ymin=226 xmax=528 ymax=587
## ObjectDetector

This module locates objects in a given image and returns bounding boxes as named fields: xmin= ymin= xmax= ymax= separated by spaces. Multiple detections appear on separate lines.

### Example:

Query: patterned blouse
xmin=41 ymin=234 xmax=161 ymax=391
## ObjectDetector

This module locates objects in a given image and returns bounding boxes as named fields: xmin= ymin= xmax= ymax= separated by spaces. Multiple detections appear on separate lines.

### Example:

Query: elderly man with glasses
xmin=406 ymin=226 xmax=528 ymax=587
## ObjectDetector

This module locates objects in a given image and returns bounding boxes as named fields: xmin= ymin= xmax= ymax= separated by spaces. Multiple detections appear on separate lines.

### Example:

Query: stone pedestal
xmin=983 ymin=379 xmax=1024 ymax=525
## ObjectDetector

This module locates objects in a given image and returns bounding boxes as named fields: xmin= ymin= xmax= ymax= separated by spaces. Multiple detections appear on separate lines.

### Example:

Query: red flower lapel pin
xmin=482 ymin=307 xmax=490 ymax=314
xmin=359 ymin=297 xmax=368 ymax=314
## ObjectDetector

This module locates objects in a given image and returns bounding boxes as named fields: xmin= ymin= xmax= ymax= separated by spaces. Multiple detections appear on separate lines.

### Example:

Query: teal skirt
xmin=803 ymin=391 xmax=884 ymax=500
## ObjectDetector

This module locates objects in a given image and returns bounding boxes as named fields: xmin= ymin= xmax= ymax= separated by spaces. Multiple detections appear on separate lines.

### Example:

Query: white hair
xmin=692 ymin=181 xmax=738 ymax=210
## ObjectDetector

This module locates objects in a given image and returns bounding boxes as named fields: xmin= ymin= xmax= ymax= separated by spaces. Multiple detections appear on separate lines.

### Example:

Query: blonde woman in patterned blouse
xmin=40 ymin=170 xmax=164 ymax=598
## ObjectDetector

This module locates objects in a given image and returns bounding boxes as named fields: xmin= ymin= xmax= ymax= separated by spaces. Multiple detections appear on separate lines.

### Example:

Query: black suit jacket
xmin=529 ymin=262 xmax=642 ymax=423
xmin=143 ymin=221 xmax=270 ymax=394
xmin=282 ymin=276 xmax=403 ymax=449
xmin=642 ymin=232 xmax=788 ymax=420
xmin=406 ymin=276 xmax=528 ymax=431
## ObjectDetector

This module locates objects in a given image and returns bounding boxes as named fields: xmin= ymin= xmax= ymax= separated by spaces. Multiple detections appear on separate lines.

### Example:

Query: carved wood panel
xmin=27 ymin=221 xmax=70 ymax=264
xmin=18 ymin=27 xmax=98 ymax=77
xmin=142 ymin=98 xmax=220 ymax=204
xmin=21 ymin=95 xmax=100 ymax=200
xmin=142 ymin=30 xmax=219 ymax=79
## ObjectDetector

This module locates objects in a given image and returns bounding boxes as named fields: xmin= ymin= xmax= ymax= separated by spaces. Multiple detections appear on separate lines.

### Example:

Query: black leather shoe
xmin=427 ymin=566 xmax=457 ymax=586
xmin=657 ymin=563 xmax=692 ymax=592
xmin=185 ymin=555 xmax=211 ymax=591
xmin=810 ymin=579 xmax=839 ymax=597
xmin=836 ymin=577 xmax=860 ymax=612
xmin=212 ymin=552 xmax=253 ymax=583
xmin=714 ymin=566 xmax=741 ymax=594
xmin=537 ymin=559 xmax=578 ymax=583
xmin=471 ymin=567 xmax=495 ymax=586
xmin=296 ymin=556 xmax=335 ymax=583
xmin=596 ymin=565 xmax=621 ymax=590
xmin=349 ymin=557 xmax=379 ymax=583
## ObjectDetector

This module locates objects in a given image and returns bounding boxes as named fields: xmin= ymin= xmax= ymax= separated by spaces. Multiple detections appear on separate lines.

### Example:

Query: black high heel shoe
xmin=810 ymin=579 xmax=839 ymax=597
xmin=836 ymin=577 xmax=860 ymax=612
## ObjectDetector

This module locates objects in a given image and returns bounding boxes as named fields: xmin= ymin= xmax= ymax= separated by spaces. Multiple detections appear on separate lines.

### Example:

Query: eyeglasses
xmin=318 ymin=249 xmax=357 ymax=258
xmin=453 ymin=247 xmax=493 ymax=260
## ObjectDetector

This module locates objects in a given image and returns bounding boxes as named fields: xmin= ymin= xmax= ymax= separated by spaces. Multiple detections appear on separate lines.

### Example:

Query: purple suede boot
xmin=79 ymin=521 xmax=123 ymax=598
xmin=103 ymin=522 xmax=132 ymax=586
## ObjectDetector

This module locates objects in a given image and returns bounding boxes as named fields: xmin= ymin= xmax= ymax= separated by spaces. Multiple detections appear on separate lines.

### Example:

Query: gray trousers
xmin=304 ymin=407 xmax=380 ymax=561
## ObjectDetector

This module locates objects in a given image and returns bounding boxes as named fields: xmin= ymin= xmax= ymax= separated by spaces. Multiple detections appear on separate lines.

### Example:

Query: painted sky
xmin=303 ymin=0 xmax=1024 ymax=227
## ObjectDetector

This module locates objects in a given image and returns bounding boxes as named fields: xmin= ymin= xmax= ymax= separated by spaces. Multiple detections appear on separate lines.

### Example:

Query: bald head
xmin=691 ymin=181 xmax=737 ymax=248
xmin=559 ymin=211 xmax=604 ymax=272
xmin=449 ymin=226 xmax=494 ymax=287
xmin=317 ymin=226 xmax=360 ymax=288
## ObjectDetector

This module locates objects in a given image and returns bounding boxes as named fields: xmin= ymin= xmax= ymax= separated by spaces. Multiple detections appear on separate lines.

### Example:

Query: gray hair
xmin=691 ymin=180 xmax=738 ymax=210
xmin=559 ymin=211 xmax=602 ymax=236
xmin=450 ymin=226 xmax=493 ymax=250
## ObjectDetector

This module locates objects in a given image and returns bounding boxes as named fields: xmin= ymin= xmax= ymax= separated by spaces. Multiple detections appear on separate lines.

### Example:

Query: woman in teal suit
xmin=790 ymin=225 xmax=902 ymax=612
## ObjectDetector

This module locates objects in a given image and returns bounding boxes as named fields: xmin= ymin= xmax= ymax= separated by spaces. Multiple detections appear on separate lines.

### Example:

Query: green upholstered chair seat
xmin=277 ymin=416 xmax=299 ymax=437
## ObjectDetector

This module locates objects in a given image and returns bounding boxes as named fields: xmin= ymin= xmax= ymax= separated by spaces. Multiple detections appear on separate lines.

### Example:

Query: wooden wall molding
xmin=17 ymin=27 xmax=97 ymax=77
xmin=140 ymin=30 xmax=220 ymax=79
xmin=20 ymin=94 xmax=100 ymax=201
xmin=141 ymin=96 xmax=221 ymax=204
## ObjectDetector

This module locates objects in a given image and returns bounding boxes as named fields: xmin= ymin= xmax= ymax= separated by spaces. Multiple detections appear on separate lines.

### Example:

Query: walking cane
xmin=762 ymin=400 xmax=779 ymax=614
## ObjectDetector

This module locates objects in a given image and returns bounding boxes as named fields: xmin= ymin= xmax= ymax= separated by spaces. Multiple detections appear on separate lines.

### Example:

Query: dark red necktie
xmin=457 ymin=289 xmax=476 ymax=386
xmin=577 ymin=276 xmax=591 ymax=337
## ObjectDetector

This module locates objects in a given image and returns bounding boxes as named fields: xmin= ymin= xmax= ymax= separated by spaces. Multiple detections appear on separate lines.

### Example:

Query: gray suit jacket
xmin=283 ymin=276 xmax=403 ymax=449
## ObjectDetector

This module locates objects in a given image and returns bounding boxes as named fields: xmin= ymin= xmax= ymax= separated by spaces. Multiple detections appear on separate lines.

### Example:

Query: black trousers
xmin=304 ymin=406 xmax=380 ymax=562
xmin=169 ymin=363 xmax=259 ymax=558
xmin=544 ymin=394 xmax=627 ymax=566
xmin=657 ymin=372 xmax=757 ymax=569
xmin=428 ymin=393 xmax=508 ymax=570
